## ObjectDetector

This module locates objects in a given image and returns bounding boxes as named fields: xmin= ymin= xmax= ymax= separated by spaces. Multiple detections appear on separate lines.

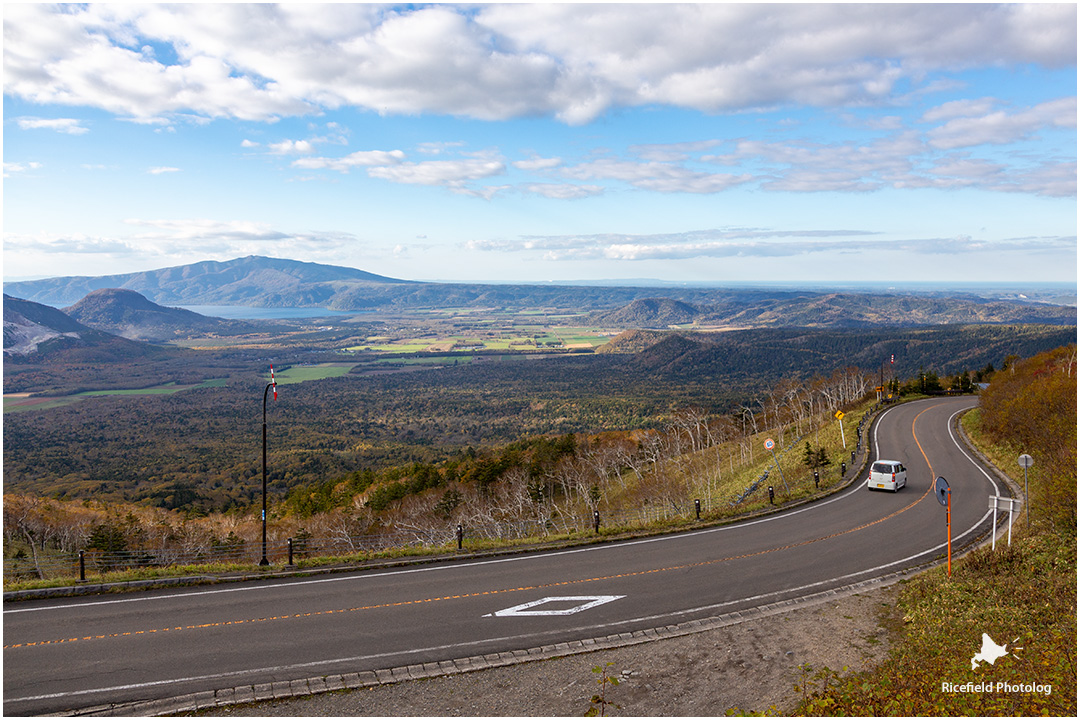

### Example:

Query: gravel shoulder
xmin=191 ymin=582 xmax=901 ymax=717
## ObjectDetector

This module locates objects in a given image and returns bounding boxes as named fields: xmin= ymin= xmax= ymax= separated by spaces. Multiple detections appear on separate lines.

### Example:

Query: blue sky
xmin=3 ymin=3 xmax=1076 ymax=285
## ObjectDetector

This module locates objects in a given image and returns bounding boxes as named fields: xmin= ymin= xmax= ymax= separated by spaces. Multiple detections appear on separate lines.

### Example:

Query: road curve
xmin=3 ymin=396 xmax=1007 ymax=715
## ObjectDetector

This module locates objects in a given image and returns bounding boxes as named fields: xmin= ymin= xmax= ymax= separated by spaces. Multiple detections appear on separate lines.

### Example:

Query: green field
xmin=270 ymin=363 xmax=356 ymax=384
xmin=346 ymin=325 xmax=610 ymax=354
xmin=4 ymin=378 xmax=230 ymax=413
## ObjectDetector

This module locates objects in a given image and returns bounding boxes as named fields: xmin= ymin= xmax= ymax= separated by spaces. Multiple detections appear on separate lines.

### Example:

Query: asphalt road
xmin=2 ymin=396 xmax=1006 ymax=715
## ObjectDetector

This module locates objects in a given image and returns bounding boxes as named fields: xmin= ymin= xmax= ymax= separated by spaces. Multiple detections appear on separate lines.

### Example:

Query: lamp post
xmin=260 ymin=366 xmax=277 ymax=566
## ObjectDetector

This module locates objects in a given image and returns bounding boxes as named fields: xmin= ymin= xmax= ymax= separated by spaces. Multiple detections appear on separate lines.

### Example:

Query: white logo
xmin=971 ymin=633 xmax=1022 ymax=671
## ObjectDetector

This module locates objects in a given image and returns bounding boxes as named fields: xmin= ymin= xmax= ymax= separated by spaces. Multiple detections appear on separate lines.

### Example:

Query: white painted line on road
xmin=487 ymin=595 xmax=624 ymax=617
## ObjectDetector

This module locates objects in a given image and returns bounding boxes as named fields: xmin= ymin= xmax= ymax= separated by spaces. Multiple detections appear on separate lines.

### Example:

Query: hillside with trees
xmin=975 ymin=345 xmax=1076 ymax=530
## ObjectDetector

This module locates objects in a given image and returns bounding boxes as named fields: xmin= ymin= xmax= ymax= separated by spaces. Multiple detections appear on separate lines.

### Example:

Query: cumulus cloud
xmin=925 ymin=97 xmax=1077 ymax=150
xmin=268 ymin=139 xmax=315 ymax=155
xmin=3 ymin=4 xmax=1073 ymax=124
xmin=147 ymin=166 xmax=181 ymax=175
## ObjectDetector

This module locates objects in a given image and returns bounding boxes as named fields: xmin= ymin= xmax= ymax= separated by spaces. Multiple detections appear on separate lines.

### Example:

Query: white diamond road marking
xmin=489 ymin=595 xmax=625 ymax=617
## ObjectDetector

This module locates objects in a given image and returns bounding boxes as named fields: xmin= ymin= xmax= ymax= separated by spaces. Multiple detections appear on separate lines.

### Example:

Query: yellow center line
xmin=6 ymin=404 xmax=947 ymax=652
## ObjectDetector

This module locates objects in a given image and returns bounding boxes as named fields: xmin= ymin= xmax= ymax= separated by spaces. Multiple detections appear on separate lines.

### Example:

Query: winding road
xmin=3 ymin=396 xmax=1011 ymax=715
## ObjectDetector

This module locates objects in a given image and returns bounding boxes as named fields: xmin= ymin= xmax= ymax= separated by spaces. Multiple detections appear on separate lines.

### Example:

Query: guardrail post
xmin=287 ymin=537 xmax=294 ymax=566
xmin=768 ymin=486 xmax=774 ymax=504
xmin=79 ymin=550 xmax=85 ymax=582
xmin=851 ymin=450 xmax=856 ymax=465
xmin=593 ymin=510 xmax=600 ymax=534
xmin=695 ymin=499 xmax=701 ymax=519
xmin=456 ymin=524 xmax=464 ymax=550
xmin=813 ymin=470 xmax=819 ymax=489
xmin=841 ymin=461 xmax=846 ymax=478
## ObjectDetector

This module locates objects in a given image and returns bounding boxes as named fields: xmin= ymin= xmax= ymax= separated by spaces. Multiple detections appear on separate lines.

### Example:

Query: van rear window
xmin=872 ymin=462 xmax=895 ymax=473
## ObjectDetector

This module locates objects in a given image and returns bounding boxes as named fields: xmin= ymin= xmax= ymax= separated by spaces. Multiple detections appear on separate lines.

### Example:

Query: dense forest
xmin=4 ymin=340 xmax=1074 ymax=586
xmin=2 ymin=325 xmax=1067 ymax=506
xmin=4 ymin=324 xmax=1074 ymax=511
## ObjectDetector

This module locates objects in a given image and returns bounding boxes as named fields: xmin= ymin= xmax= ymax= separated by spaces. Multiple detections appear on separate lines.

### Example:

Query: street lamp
xmin=260 ymin=365 xmax=277 ymax=566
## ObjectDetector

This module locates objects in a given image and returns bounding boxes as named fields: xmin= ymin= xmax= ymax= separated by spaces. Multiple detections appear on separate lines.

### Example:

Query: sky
xmin=3 ymin=2 xmax=1077 ymax=286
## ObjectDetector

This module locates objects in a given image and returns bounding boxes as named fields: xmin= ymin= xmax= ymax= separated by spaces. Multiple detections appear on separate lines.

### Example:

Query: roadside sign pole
xmin=1018 ymin=454 xmax=1034 ymax=528
xmin=947 ymin=488 xmax=952 ymax=577
xmin=935 ymin=476 xmax=951 ymax=577
xmin=835 ymin=410 xmax=846 ymax=448
xmin=764 ymin=439 xmax=790 ymax=493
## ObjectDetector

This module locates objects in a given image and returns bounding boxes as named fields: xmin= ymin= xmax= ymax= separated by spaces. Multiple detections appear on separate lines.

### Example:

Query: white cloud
xmin=563 ymin=157 xmax=751 ymax=194
xmin=467 ymin=227 xmax=1074 ymax=262
xmin=521 ymin=183 xmax=603 ymax=200
xmin=15 ymin=117 xmax=89 ymax=135
xmin=118 ymin=218 xmax=359 ymax=258
xmin=513 ymin=156 xmax=563 ymax=171
xmin=926 ymin=97 xmax=1077 ymax=150
xmin=293 ymin=149 xmax=406 ymax=172
xmin=367 ymin=158 xmax=506 ymax=187
xmin=3 ymin=4 xmax=1073 ymax=124
xmin=3 ymin=161 xmax=43 ymax=177
xmin=147 ymin=166 xmax=181 ymax=175
xmin=268 ymin=139 xmax=315 ymax=155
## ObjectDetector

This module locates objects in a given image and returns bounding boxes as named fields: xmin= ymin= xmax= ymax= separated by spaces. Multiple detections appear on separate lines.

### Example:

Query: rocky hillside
xmin=3 ymin=295 xmax=161 ymax=360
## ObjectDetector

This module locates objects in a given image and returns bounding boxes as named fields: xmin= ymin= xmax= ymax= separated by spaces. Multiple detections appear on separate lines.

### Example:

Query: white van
xmin=868 ymin=460 xmax=907 ymax=492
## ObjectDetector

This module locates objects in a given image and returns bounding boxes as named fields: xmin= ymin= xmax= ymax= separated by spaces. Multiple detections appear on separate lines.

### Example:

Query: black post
xmin=593 ymin=510 xmax=600 ymax=534
xmin=813 ymin=470 xmax=819 ymax=489
xmin=695 ymin=498 xmax=701 ymax=520
xmin=79 ymin=549 xmax=85 ymax=582
xmin=261 ymin=379 xmax=275 ymax=566
xmin=768 ymin=486 xmax=775 ymax=504
xmin=287 ymin=537 xmax=294 ymax=565
xmin=841 ymin=461 xmax=846 ymax=478
xmin=851 ymin=450 xmax=856 ymax=465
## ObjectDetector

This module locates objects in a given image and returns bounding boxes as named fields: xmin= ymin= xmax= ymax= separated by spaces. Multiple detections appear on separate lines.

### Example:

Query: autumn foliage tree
xmin=977 ymin=345 xmax=1076 ymax=532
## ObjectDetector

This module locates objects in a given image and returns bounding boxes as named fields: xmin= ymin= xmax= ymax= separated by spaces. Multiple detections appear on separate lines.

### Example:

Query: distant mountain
xmin=3 ymin=294 xmax=162 ymax=360
xmin=64 ymin=288 xmax=259 ymax=341
xmin=3 ymin=255 xmax=412 ymax=308
xmin=4 ymin=256 xmax=1076 ymax=327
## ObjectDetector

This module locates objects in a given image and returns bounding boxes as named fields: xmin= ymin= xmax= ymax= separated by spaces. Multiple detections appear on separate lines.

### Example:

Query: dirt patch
xmin=196 ymin=583 xmax=900 ymax=717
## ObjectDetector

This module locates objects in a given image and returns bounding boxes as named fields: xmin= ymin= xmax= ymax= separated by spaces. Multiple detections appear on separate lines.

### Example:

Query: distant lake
xmin=179 ymin=305 xmax=362 ymax=320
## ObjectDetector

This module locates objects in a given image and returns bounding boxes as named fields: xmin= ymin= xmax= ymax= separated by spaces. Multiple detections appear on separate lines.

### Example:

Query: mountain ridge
xmin=4 ymin=255 xmax=1076 ymax=327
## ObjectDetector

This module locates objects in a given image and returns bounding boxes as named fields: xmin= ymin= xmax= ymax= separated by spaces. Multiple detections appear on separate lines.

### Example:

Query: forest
xmin=4 ymin=322 xmax=1075 ymax=586
xmin=4 ymin=323 xmax=1072 ymax=510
